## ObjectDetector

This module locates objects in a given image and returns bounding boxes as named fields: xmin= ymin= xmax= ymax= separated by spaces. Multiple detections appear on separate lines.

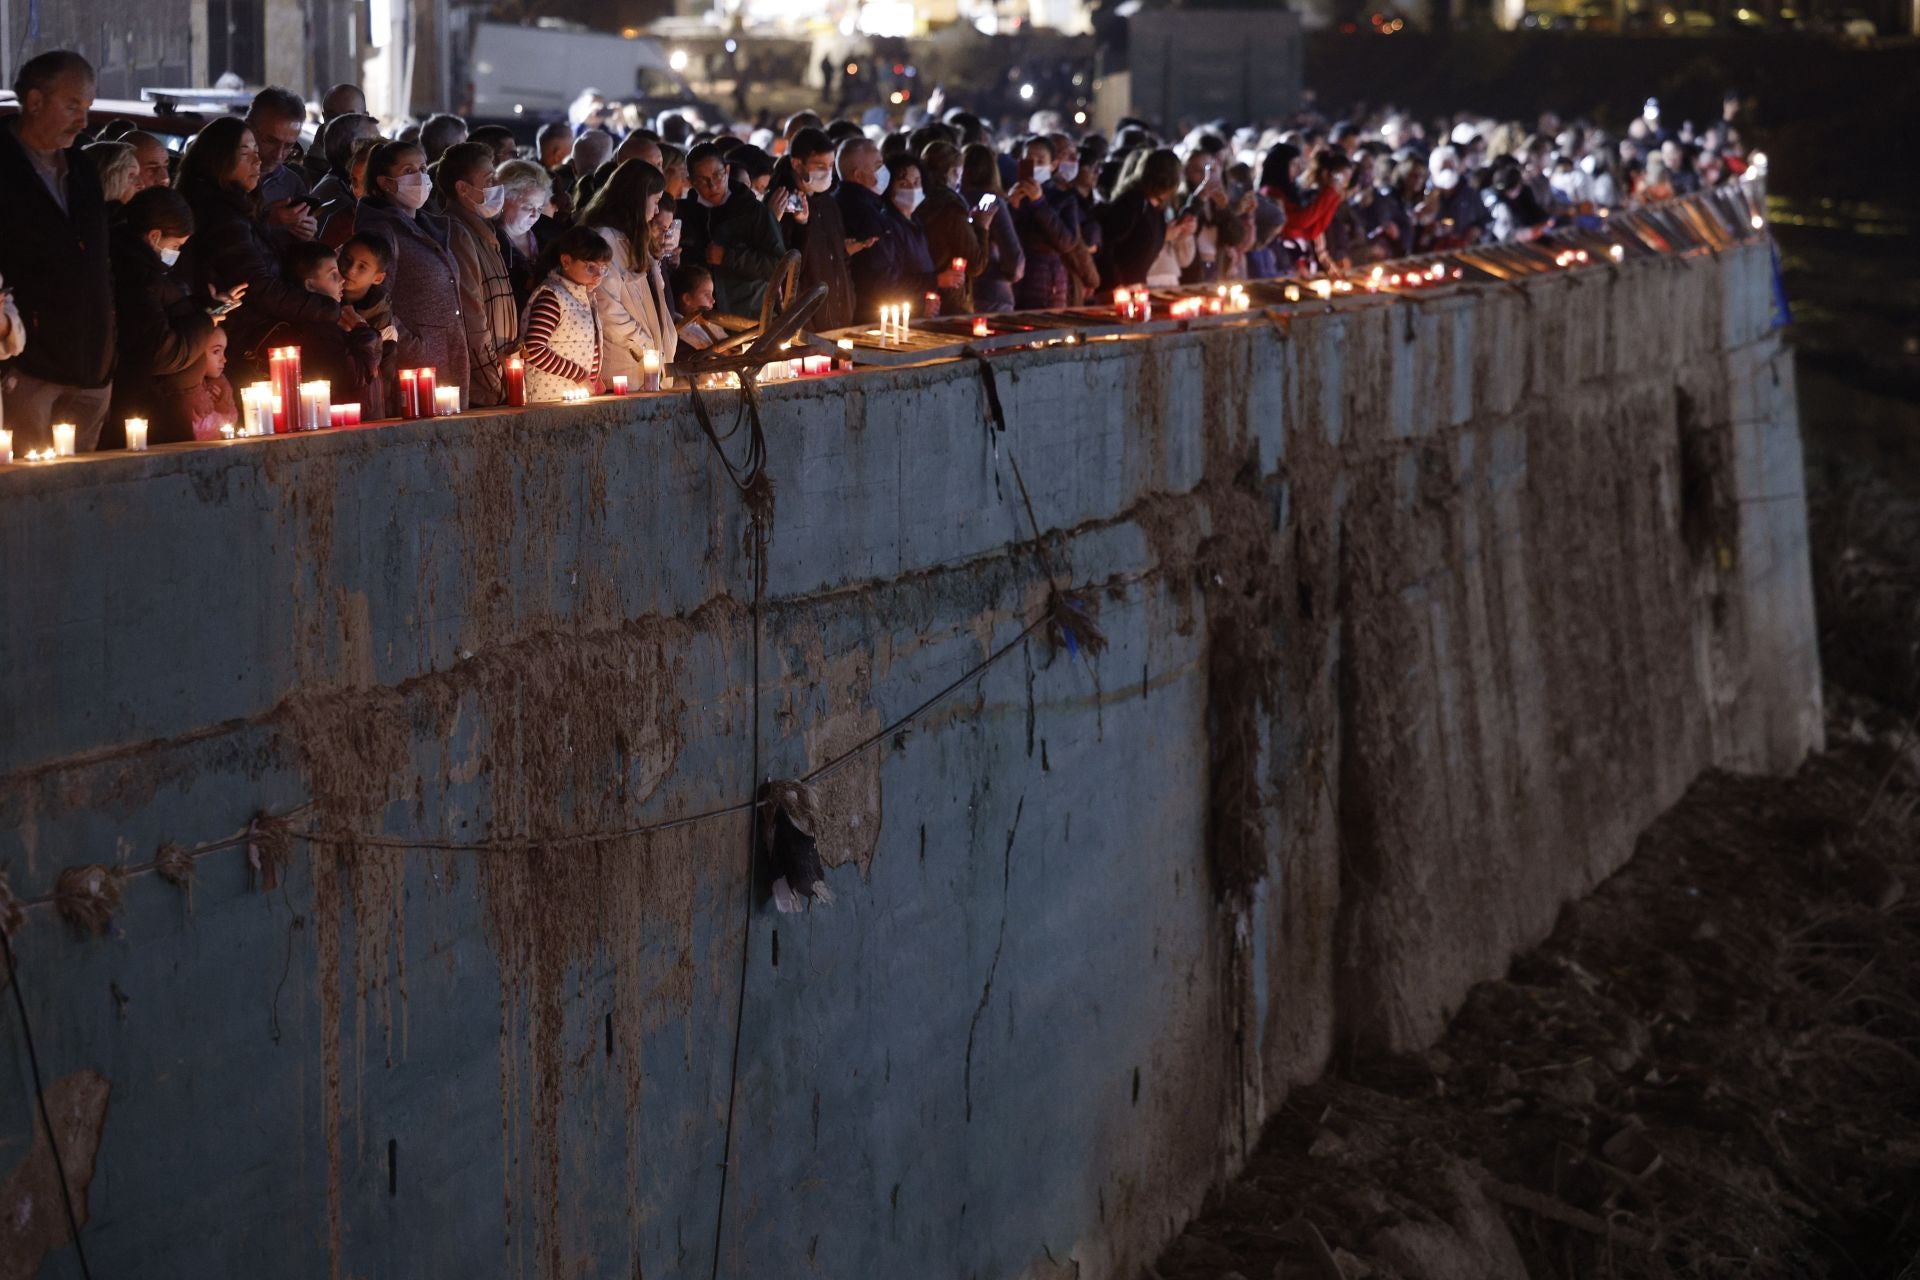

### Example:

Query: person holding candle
xmin=106 ymin=187 xmax=220 ymax=447
xmin=1092 ymin=148 xmax=1182 ymax=292
xmin=176 ymin=116 xmax=342 ymax=386
xmin=437 ymin=142 xmax=521 ymax=408
xmin=916 ymin=142 xmax=990 ymax=318
xmin=575 ymin=159 xmax=679 ymax=387
xmin=519 ymin=226 xmax=609 ymax=403
xmin=0 ymin=51 xmax=117 ymax=453
xmin=353 ymin=140 xmax=471 ymax=407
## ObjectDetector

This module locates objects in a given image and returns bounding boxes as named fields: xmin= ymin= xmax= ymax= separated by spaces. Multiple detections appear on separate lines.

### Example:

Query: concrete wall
xmin=0 ymin=240 xmax=1819 ymax=1279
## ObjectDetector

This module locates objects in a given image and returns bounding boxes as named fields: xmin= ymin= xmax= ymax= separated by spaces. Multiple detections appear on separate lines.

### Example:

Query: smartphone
xmin=975 ymin=193 xmax=996 ymax=212
xmin=786 ymin=191 xmax=803 ymax=215
xmin=208 ymin=297 xmax=240 ymax=317
xmin=1017 ymin=156 xmax=1035 ymax=185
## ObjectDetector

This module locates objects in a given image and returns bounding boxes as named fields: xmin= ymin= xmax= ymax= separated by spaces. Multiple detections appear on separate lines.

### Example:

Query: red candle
xmin=801 ymin=354 xmax=831 ymax=376
xmin=971 ymin=317 xmax=990 ymax=338
xmin=505 ymin=357 xmax=526 ymax=408
xmin=269 ymin=346 xmax=302 ymax=434
xmin=924 ymin=290 xmax=940 ymax=318
xmin=1113 ymin=286 xmax=1131 ymax=319
xmin=398 ymin=369 xmax=420 ymax=420
xmin=416 ymin=367 xmax=437 ymax=418
xmin=610 ymin=374 xmax=629 ymax=396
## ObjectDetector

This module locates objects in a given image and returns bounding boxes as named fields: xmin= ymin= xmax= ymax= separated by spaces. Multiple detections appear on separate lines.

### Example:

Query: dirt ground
xmin=1148 ymin=206 xmax=1920 ymax=1280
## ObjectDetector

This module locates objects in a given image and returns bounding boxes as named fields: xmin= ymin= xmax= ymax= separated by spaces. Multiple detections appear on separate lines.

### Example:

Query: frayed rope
xmin=55 ymin=865 xmax=125 ymax=936
xmin=0 ymin=867 xmax=25 ymax=940
xmin=1044 ymin=587 xmax=1108 ymax=661
xmin=247 ymin=812 xmax=291 ymax=892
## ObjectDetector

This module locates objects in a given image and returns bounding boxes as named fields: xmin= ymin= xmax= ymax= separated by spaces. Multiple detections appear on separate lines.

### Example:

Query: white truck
xmin=466 ymin=21 xmax=708 ymax=123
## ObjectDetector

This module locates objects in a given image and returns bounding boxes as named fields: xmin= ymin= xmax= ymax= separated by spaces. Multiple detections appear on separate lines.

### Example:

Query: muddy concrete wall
xmin=0 ymin=240 xmax=1818 ymax=1279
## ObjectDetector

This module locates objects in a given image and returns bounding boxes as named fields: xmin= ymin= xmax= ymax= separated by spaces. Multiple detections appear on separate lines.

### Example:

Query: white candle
xmin=641 ymin=348 xmax=662 ymax=392
xmin=299 ymin=381 xmax=331 ymax=431
xmin=125 ymin=418 xmax=149 ymax=451
xmin=51 ymin=422 xmax=76 ymax=456
xmin=900 ymin=301 xmax=911 ymax=338
xmin=434 ymin=386 xmax=460 ymax=417
xmin=0 ymin=428 xmax=11 ymax=464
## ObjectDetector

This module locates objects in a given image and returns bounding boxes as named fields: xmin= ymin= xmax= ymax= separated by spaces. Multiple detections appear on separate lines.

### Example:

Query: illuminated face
xmin=340 ymin=244 xmax=386 ymax=297
xmin=23 ymin=70 xmax=95 ymax=149
xmin=253 ymin=112 xmax=302 ymax=174
xmin=305 ymin=256 xmax=346 ymax=301
xmin=561 ymin=254 xmax=610 ymax=289
xmin=230 ymin=129 xmax=263 ymax=191
xmin=691 ymin=156 xmax=729 ymax=205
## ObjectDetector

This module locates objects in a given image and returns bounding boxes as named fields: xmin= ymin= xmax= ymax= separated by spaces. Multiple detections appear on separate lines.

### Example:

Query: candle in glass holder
xmin=51 ymin=422 xmax=76 ymax=456
xmin=951 ymin=257 xmax=966 ymax=274
xmin=434 ymin=386 xmax=460 ymax=417
xmin=0 ymin=428 xmax=12 ymax=464
xmin=268 ymin=346 xmax=302 ymax=434
xmin=398 ymin=368 xmax=421 ymax=420
xmin=835 ymin=337 xmax=855 ymax=370
xmin=641 ymin=347 xmax=663 ymax=392
xmin=330 ymin=403 xmax=362 ymax=428
xmin=505 ymin=356 xmax=527 ymax=407
xmin=299 ymin=381 xmax=330 ymax=431
xmin=971 ymin=317 xmax=990 ymax=338
xmin=803 ymin=354 xmax=832 ymax=376
xmin=924 ymin=291 xmax=939 ymax=319
xmin=610 ymin=374 xmax=629 ymax=396
xmin=125 ymin=418 xmax=150 ymax=451
xmin=1132 ymin=287 xmax=1151 ymax=322
xmin=417 ymin=367 xmax=437 ymax=416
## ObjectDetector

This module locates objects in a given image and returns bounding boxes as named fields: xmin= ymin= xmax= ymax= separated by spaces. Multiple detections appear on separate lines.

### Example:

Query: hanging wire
xmin=1 ymin=928 xmax=96 ymax=1280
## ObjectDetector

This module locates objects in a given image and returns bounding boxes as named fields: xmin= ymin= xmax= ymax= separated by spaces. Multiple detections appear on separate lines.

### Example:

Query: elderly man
xmin=247 ymin=86 xmax=318 ymax=241
xmin=0 ymin=50 xmax=115 ymax=449
xmin=126 ymin=129 xmax=172 ymax=191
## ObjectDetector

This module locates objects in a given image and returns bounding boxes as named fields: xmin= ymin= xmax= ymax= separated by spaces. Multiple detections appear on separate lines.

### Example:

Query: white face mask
xmin=158 ymin=244 xmax=182 ymax=266
xmin=1054 ymin=160 xmax=1078 ymax=183
xmin=869 ymin=163 xmax=890 ymax=194
xmin=802 ymin=168 xmax=831 ymax=193
xmin=391 ymin=171 xmax=431 ymax=209
xmin=1031 ymin=164 xmax=1052 ymax=185
xmin=892 ymin=186 xmax=924 ymax=214
xmin=473 ymin=183 xmax=506 ymax=217
xmin=1432 ymin=167 xmax=1460 ymax=191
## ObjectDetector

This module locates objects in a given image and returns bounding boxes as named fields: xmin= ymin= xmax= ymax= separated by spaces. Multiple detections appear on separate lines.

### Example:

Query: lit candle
xmin=1113 ymin=286 xmax=1131 ymax=319
xmin=951 ymin=257 xmax=966 ymax=274
xmin=417 ymin=367 xmax=438 ymax=417
xmin=243 ymin=382 xmax=275 ymax=436
xmin=505 ymin=356 xmax=527 ymax=407
xmin=398 ymin=369 xmax=420 ymax=420
xmin=835 ymin=337 xmax=854 ymax=370
xmin=0 ymin=428 xmax=11 ymax=464
xmin=878 ymin=304 xmax=893 ymax=341
xmin=51 ymin=422 xmax=76 ymax=457
xmin=299 ymin=380 xmax=330 ymax=431
xmin=924 ymin=290 xmax=939 ymax=319
xmin=330 ymin=403 xmax=361 ymax=428
xmin=125 ymin=418 xmax=150 ymax=451
xmin=1311 ymin=279 xmax=1334 ymax=301
xmin=610 ymin=374 xmax=629 ymax=396
xmin=641 ymin=347 xmax=663 ymax=392
xmin=971 ymin=317 xmax=990 ymax=338
xmin=802 ymin=354 xmax=831 ymax=376
xmin=900 ymin=301 xmax=911 ymax=338
xmin=1133 ymin=287 xmax=1151 ymax=322
xmin=1285 ymin=284 xmax=1301 ymax=302
xmin=434 ymin=386 xmax=460 ymax=417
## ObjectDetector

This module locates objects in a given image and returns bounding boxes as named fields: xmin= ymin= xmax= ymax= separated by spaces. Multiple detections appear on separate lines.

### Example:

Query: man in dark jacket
xmin=0 ymin=50 xmax=115 ymax=450
xmin=248 ymin=86 xmax=318 ymax=244
xmin=677 ymin=142 xmax=786 ymax=316
xmin=768 ymin=128 xmax=855 ymax=330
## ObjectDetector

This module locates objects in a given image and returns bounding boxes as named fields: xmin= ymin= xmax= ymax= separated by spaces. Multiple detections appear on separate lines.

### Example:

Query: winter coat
xmin=841 ymin=186 xmax=937 ymax=321
xmin=106 ymin=223 xmax=217 ymax=446
xmin=0 ymin=119 xmax=115 ymax=389
xmin=354 ymin=195 xmax=470 ymax=403
xmin=676 ymin=187 xmax=786 ymax=316
xmin=962 ymin=189 xmax=1024 ymax=313
xmin=1013 ymin=187 xmax=1076 ymax=311
xmin=916 ymin=183 xmax=987 ymax=316
xmin=589 ymin=226 xmax=677 ymax=382
xmin=520 ymin=273 xmax=602 ymax=403
xmin=1093 ymin=190 xmax=1168 ymax=292
xmin=446 ymin=200 xmax=520 ymax=407
xmin=768 ymin=159 xmax=855 ymax=332
xmin=178 ymin=174 xmax=339 ymax=378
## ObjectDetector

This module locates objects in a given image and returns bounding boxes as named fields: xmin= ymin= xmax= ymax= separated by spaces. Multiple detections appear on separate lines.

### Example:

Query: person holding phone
xmin=106 ymin=187 xmax=221 ymax=446
xmin=766 ymin=128 xmax=855 ymax=330
xmin=176 ymin=117 xmax=341 ymax=385
xmin=246 ymin=86 xmax=319 ymax=247
xmin=916 ymin=141 xmax=989 ymax=317
xmin=1092 ymin=147 xmax=1182 ymax=291
xmin=1010 ymin=137 xmax=1077 ymax=311
xmin=958 ymin=143 xmax=1023 ymax=312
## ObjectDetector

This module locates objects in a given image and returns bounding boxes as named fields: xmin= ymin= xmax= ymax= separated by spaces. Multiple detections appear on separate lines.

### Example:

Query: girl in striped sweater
xmin=521 ymin=226 xmax=613 ymax=403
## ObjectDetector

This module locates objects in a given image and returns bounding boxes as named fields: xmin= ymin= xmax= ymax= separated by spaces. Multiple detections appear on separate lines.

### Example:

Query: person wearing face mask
xmin=676 ymin=141 xmax=786 ymax=316
xmin=436 ymin=142 xmax=519 ymax=407
xmin=1092 ymin=147 xmax=1180 ymax=291
xmin=575 ymin=158 xmax=678 ymax=385
xmin=765 ymin=127 xmax=854 ymax=330
xmin=354 ymin=139 xmax=470 ymax=405
xmin=1010 ymin=137 xmax=1078 ymax=310
xmin=176 ymin=117 xmax=337 ymax=386
xmin=1045 ymin=132 xmax=1102 ymax=305
xmin=494 ymin=159 xmax=558 ymax=311
xmin=845 ymin=156 xmax=963 ymax=322
xmin=106 ymin=186 xmax=222 ymax=446
xmin=1425 ymin=144 xmax=1487 ymax=250
xmin=915 ymin=141 xmax=990 ymax=316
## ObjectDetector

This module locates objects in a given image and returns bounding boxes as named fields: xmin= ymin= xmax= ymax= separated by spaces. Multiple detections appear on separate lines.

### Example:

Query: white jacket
xmin=589 ymin=226 xmax=677 ymax=381
xmin=0 ymin=280 xmax=24 ymax=432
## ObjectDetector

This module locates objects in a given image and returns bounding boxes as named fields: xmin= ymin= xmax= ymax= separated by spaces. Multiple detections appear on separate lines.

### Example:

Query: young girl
xmin=521 ymin=225 xmax=611 ymax=403
xmin=181 ymin=327 xmax=239 ymax=440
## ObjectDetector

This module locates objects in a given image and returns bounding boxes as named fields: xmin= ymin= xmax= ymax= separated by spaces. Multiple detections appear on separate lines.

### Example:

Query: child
xmin=273 ymin=241 xmax=383 ymax=411
xmin=670 ymin=262 xmax=729 ymax=352
xmin=521 ymin=225 xmax=610 ymax=403
xmin=339 ymin=233 xmax=407 ymax=419
xmin=178 ymin=326 xmax=239 ymax=441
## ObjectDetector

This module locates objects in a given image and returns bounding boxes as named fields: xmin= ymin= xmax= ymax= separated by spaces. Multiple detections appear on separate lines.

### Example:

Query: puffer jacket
xmin=354 ymin=195 xmax=470 ymax=403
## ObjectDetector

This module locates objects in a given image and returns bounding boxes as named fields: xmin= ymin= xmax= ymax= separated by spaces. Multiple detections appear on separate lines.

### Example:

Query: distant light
xmin=513 ymin=103 xmax=524 ymax=114
xmin=1750 ymin=212 xmax=1765 ymax=229
xmin=724 ymin=38 xmax=737 ymax=52
xmin=1073 ymin=110 xmax=1087 ymax=125
xmin=669 ymin=48 xmax=689 ymax=71
xmin=889 ymin=91 xmax=905 ymax=105
xmin=621 ymin=26 xmax=639 ymax=38
xmin=1019 ymin=83 xmax=1035 ymax=101
xmin=847 ymin=62 xmax=859 ymax=75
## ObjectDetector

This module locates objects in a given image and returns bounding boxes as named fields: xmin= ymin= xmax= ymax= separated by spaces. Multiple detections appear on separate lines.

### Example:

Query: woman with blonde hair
xmin=86 ymin=139 xmax=139 ymax=205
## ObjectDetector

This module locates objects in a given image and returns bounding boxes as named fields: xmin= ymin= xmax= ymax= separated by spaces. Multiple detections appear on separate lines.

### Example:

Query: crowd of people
xmin=0 ymin=48 xmax=1762 ymax=452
